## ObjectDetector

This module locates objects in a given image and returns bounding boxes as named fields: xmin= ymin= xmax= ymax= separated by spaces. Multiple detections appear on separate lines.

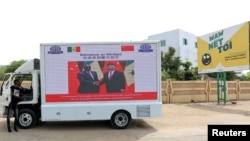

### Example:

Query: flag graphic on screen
xmin=68 ymin=61 xmax=80 ymax=94
xmin=67 ymin=46 xmax=81 ymax=52
xmin=123 ymin=60 xmax=135 ymax=93
xmin=124 ymin=60 xmax=134 ymax=86
xmin=101 ymin=61 xmax=124 ymax=73
xmin=121 ymin=45 xmax=134 ymax=51
xmin=85 ymin=61 xmax=103 ymax=79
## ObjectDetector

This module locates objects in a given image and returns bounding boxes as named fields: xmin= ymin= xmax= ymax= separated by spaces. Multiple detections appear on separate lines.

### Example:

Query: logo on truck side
xmin=48 ymin=46 xmax=63 ymax=54
xmin=138 ymin=44 xmax=153 ymax=52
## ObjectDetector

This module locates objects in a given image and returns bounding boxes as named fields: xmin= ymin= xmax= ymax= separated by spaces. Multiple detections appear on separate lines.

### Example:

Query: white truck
xmin=0 ymin=41 xmax=162 ymax=129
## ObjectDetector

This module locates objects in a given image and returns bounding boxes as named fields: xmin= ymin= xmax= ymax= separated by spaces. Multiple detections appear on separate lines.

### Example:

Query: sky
xmin=0 ymin=0 xmax=249 ymax=65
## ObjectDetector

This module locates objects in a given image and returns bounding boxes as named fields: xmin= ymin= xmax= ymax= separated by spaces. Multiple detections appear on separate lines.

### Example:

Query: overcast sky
xmin=0 ymin=0 xmax=249 ymax=65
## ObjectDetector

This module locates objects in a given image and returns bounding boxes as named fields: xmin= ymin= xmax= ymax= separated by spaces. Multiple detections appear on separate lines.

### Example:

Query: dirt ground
xmin=1 ymin=101 xmax=250 ymax=141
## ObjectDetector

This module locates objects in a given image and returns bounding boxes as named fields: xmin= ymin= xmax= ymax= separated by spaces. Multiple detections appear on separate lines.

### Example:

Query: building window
xmin=160 ymin=40 xmax=166 ymax=47
xmin=183 ymin=38 xmax=188 ymax=45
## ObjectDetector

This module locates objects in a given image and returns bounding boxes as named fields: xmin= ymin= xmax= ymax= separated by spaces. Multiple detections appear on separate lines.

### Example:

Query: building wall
xmin=148 ymin=29 xmax=197 ymax=67
xmin=178 ymin=30 xmax=197 ymax=67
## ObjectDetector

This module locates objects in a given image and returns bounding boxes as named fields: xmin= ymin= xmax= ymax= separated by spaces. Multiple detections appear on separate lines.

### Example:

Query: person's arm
xmin=98 ymin=72 xmax=108 ymax=85
xmin=118 ymin=71 xmax=126 ymax=86
xmin=78 ymin=72 xmax=98 ymax=85
xmin=120 ymin=73 xmax=126 ymax=92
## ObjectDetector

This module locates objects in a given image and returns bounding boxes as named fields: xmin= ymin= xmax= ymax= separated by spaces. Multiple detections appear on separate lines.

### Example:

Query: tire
xmin=18 ymin=109 xmax=37 ymax=129
xmin=110 ymin=110 xmax=131 ymax=129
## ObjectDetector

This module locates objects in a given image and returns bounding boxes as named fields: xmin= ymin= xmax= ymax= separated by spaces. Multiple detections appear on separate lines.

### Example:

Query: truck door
xmin=0 ymin=73 xmax=12 ymax=116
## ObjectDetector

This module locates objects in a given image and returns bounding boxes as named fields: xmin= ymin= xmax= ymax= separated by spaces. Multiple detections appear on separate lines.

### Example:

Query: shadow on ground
xmin=0 ymin=118 xmax=158 ymax=141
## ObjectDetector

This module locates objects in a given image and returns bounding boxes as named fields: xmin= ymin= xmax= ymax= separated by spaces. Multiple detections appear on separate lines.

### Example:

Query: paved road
xmin=1 ymin=101 xmax=250 ymax=141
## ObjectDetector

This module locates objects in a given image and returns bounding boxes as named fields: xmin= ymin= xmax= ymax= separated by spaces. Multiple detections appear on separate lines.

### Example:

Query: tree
xmin=0 ymin=60 xmax=26 ymax=80
xmin=192 ymin=67 xmax=201 ymax=80
xmin=240 ymin=75 xmax=249 ymax=81
xmin=161 ymin=47 xmax=200 ymax=81
xmin=161 ymin=47 xmax=182 ymax=80
xmin=0 ymin=66 xmax=7 ymax=80
xmin=238 ymin=72 xmax=250 ymax=81
xmin=5 ymin=60 xmax=27 ymax=73
xmin=207 ymin=71 xmax=237 ymax=81
xmin=182 ymin=61 xmax=192 ymax=71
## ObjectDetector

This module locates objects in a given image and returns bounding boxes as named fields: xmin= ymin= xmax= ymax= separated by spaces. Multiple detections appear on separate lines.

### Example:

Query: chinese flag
xmin=121 ymin=45 xmax=134 ymax=51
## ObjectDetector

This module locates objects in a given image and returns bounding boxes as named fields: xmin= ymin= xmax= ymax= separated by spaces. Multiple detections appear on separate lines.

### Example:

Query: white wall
xmin=148 ymin=29 xmax=197 ymax=67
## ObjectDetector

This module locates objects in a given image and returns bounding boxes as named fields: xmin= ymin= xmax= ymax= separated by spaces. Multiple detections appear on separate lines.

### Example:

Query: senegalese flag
xmin=124 ymin=60 xmax=134 ymax=86
xmin=67 ymin=46 xmax=81 ymax=52
xmin=124 ymin=60 xmax=135 ymax=93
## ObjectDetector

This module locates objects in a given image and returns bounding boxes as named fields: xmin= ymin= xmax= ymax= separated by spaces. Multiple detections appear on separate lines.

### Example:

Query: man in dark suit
xmin=100 ymin=63 xmax=126 ymax=93
xmin=77 ymin=64 xmax=100 ymax=93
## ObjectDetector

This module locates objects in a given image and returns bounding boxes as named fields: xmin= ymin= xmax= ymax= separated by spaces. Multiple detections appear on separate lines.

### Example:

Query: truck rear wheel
xmin=110 ymin=110 xmax=131 ymax=129
xmin=18 ymin=109 xmax=37 ymax=129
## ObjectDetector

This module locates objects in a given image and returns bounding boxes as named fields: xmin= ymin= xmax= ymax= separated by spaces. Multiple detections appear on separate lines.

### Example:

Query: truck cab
xmin=0 ymin=58 xmax=41 ymax=129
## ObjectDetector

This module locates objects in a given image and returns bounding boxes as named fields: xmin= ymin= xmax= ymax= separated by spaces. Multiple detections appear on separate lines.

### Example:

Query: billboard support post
xmin=216 ymin=72 xmax=227 ymax=105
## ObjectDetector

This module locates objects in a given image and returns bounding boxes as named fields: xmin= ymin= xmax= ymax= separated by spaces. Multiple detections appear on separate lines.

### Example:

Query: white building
xmin=148 ymin=29 xmax=197 ymax=67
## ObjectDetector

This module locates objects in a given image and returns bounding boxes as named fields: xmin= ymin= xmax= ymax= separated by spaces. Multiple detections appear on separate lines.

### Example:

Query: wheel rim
xmin=19 ymin=113 xmax=33 ymax=127
xmin=115 ymin=113 xmax=128 ymax=127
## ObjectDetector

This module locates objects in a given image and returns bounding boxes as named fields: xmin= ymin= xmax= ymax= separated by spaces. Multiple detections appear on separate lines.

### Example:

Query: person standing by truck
xmin=7 ymin=79 xmax=23 ymax=132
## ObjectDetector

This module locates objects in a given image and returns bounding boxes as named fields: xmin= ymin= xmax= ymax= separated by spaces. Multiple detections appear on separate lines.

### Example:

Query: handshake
xmin=93 ymin=81 xmax=99 ymax=86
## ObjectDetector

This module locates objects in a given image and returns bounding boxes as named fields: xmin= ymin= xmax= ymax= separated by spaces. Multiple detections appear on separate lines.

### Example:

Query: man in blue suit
xmin=77 ymin=64 xmax=100 ymax=93
xmin=100 ymin=63 xmax=126 ymax=93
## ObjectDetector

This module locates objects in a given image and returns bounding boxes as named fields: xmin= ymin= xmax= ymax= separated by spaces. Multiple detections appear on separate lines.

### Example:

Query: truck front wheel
xmin=18 ymin=109 xmax=37 ymax=129
xmin=110 ymin=110 xmax=131 ymax=129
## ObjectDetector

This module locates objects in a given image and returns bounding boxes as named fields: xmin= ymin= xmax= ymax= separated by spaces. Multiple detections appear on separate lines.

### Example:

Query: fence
xmin=2 ymin=80 xmax=250 ymax=103
xmin=162 ymin=79 xmax=250 ymax=103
